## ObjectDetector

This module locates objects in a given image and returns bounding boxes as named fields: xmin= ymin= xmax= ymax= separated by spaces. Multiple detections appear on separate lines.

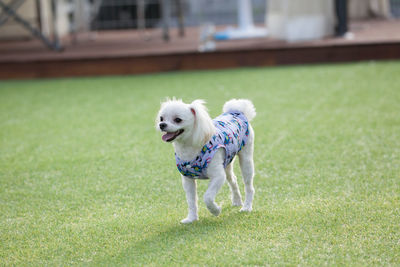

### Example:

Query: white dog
xmin=156 ymin=99 xmax=256 ymax=223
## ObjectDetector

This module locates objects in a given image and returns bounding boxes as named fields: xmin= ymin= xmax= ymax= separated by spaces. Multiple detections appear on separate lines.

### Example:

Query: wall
xmin=267 ymin=0 xmax=335 ymax=42
xmin=349 ymin=0 xmax=391 ymax=19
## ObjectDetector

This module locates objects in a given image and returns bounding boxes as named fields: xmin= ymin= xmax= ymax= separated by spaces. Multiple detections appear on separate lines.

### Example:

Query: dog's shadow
xmin=107 ymin=207 xmax=260 ymax=264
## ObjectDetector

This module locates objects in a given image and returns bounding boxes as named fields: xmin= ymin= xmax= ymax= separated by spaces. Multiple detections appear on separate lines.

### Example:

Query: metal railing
xmin=391 ymin=0 xmax=400 ymax=17
xmin=91 ymin=0 xmax=162 ymax=30
xmin=90 ymin=0 xmax=266 ymax=31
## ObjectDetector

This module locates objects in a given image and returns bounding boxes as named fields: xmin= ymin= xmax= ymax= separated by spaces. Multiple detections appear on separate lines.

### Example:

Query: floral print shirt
xmin=175 ymin=111 xmax=250 ymax=179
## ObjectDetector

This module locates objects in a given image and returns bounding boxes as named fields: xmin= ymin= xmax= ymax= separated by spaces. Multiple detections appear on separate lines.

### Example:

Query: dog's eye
xmin=160 ymin=116 xmax=164 ymax=122
xmin=174 ymin=118 xmax=182 ymax=123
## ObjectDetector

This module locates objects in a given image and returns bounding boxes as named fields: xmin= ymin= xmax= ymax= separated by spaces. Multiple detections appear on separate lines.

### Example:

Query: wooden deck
xmin=1 ymin=19 xmax=400 ymax=79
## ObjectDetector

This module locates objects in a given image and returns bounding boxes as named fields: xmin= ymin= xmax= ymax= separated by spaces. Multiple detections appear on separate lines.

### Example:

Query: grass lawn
xmin=0 ymin=61 xmax=399 ymax=266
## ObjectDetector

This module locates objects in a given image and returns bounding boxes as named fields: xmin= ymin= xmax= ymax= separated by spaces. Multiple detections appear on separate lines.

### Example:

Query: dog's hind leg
xmin=238 ymin=126 xmax=255 ymax=212
xmin=225 ymin=160 xmax=243 ymax=207
xmin=204 ymin=149 xmax=226 ymax=216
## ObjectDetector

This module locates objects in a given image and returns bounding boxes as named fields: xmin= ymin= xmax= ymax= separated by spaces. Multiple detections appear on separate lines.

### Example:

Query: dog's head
xmin=156 ymin=98 xmax=215 ymax=146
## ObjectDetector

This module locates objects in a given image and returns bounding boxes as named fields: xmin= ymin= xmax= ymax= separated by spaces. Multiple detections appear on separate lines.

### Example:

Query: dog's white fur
xmin=156 ymin=99 xmax=256 ymax=223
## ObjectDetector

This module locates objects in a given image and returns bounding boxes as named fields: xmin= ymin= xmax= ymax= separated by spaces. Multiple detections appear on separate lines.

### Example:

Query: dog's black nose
xmin=159 ymin=122 xmax=167 ymax=130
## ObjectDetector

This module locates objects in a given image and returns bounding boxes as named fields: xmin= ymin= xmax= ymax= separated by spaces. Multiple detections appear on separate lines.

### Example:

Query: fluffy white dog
xmin=156 ymin=99 xmax=256 ymax=223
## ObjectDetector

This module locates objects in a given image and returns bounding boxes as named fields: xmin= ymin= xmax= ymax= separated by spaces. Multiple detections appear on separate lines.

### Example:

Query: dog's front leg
xmin=181 ymin=175 xmax=198 ymax=224
xmin=204 ymin=149 xmax=226 ymax=216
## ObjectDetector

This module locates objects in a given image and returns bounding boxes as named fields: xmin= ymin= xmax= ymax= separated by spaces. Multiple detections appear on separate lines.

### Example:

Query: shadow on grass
xmin=98 ymin=206 xmax=264 ymax=265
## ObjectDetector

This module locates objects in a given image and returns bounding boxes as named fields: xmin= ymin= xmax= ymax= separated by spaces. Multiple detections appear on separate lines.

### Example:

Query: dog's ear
xmin=189 ymin=100 xmax=215 ymax=146
xmin=189 ymin=99 xmax=206 ymax=117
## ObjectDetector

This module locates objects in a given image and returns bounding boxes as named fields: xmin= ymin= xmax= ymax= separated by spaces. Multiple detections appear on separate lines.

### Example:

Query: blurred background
xmin=0 ymin=0 xmax=399 ymax=79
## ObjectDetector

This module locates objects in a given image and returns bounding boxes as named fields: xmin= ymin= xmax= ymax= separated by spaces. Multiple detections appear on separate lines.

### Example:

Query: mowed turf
xmin=0 ymin=61 xmax=399 ymax=265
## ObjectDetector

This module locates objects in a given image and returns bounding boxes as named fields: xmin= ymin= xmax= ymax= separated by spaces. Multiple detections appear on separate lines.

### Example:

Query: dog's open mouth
xmin=162 ymin=129 xmax=184 ymax=142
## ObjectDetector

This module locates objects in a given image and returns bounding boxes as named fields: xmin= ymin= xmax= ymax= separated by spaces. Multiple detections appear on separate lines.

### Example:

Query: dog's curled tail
xmin=223 ymin=99 xmax=256 ymax=121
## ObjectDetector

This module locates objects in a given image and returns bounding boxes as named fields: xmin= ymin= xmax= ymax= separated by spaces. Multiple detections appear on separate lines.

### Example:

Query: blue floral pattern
xmin=175 ymin=111 xmax=250 ymax=179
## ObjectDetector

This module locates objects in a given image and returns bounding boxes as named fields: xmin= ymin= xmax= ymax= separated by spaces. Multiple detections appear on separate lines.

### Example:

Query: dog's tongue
xmin=162 ymin=132 xmax=175 ymax=142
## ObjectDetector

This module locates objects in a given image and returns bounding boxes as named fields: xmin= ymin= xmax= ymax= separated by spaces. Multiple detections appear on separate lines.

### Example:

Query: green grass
xmin=1 ymin=61 xmax=399 ymax=266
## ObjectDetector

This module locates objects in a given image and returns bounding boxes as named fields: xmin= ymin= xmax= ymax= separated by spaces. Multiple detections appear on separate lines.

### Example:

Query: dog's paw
xmin=240 ymin=206 xmax=252 ymax=212
xmin=180 ymin=217 xmax=198 ymax=224
xmin=209 ymin=205 xmax=222 ymax=216
xmin=232 ymin=198 xmax=243 ymax=207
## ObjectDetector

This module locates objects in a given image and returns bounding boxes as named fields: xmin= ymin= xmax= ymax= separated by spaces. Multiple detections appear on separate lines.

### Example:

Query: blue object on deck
xmin=213 ymin=0 xmax=268 ymax=41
